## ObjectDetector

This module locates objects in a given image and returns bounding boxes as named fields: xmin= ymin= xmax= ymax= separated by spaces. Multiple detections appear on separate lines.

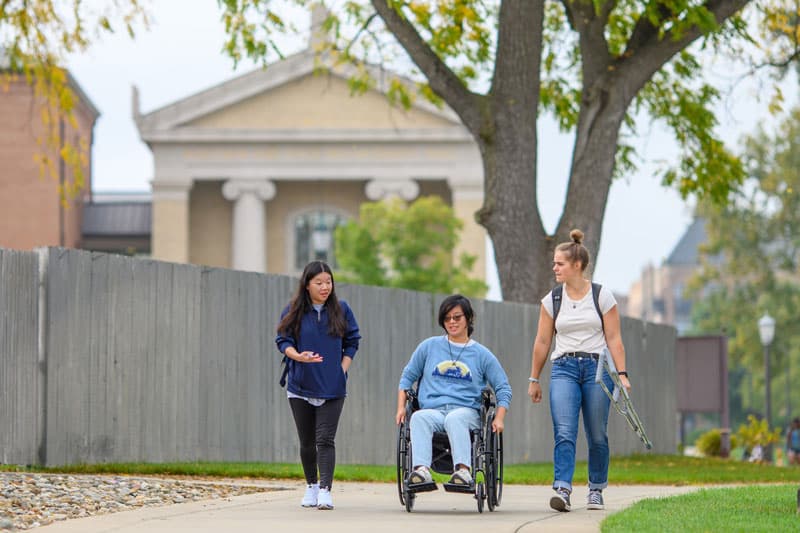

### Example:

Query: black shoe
xmin=550 ymin=487 xmax=571 ymax=512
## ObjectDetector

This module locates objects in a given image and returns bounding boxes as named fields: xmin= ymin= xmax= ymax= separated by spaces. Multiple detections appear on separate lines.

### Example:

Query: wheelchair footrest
xmin=443 ymin=482 xmax=475 ymax=494
xmin=407 ymin=481 xmax=438 ymax=493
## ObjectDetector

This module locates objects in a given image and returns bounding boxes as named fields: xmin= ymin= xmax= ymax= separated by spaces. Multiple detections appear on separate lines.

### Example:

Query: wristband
xmin=618 ymin=371 xmax=628 ymax=377
xmin=528 ymin=377 xmax=539 ymax=383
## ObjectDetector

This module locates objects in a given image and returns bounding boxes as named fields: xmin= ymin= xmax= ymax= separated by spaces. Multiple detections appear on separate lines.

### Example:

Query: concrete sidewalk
xmin=39 ymin=481 xmax=699 ymax=532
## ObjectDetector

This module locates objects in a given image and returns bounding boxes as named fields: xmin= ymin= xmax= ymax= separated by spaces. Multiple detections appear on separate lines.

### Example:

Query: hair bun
xmin=570 ymin=229 xmax=584 ymax=244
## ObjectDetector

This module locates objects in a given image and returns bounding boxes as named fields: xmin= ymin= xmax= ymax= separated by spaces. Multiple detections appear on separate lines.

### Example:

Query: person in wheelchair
xmin=395 ymin=294 xmax=512 ymax=489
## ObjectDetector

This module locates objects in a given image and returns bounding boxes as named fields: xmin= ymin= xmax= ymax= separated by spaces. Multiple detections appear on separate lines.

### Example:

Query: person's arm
xmin=602 ymin=305 xmax=630 ymax=390
xmin=396 ymin=389 xmax=408 ymax=425
xmin=492 ymin=406 xmax=507 ymax=433
xmin=528 ymin=305 xmax=554 ymax=404
xmin=484 ymin=351 xmax=512 ymax=433
xmin=396 ymin=341 xmax=426 ymax=425
xmin=341 ymin=303 xmax=361 ymax=360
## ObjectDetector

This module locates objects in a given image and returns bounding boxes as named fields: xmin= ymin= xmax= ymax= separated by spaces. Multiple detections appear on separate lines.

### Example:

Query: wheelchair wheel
xmin=396 ymin=423 xmax=407 ymax=506
xmin=475 ymin=481 xmax=485 ymax=513
xmin=404 ymin=490 xmax=415 ymax=513
xmin=496 ymin=432 xmax=504 ymax=506
xmin=484 ymin=423 xmax=503 ymax=510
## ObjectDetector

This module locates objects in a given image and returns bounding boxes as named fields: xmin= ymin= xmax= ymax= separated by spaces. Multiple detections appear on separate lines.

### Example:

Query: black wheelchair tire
xmin=476 ymin=481 xmax=485 ymax=513
xmin=396 ymin=423 xmax=406 ymax=506
xmin=404 ymin=491 xmax=415 ymax=512
xmin=496 ymin=432 xmax=504 ymax=507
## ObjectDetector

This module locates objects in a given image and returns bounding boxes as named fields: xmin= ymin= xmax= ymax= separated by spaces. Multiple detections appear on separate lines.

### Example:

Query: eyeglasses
xmin=444 ymin=313 xmax=464 ymax=323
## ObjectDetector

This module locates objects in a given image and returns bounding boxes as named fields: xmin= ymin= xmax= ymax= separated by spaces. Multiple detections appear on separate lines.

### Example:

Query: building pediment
xmin=135 ymin=49 xmax=466 ymax=143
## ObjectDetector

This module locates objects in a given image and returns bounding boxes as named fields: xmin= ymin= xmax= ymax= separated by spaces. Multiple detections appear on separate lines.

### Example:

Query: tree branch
xmin=369 ymin=0 xmax=483 ymax=133
xmin=563 ymin=0 xmax=616 ymax=84
xmin=619 ymin=0 xmax=752 ymax=95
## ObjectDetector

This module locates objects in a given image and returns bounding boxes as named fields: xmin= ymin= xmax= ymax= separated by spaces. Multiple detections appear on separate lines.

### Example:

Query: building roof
xmin=82 ymin=201 xmax=151 ymax=237
xmin=666 ymin=218 xmax=707 ymax=266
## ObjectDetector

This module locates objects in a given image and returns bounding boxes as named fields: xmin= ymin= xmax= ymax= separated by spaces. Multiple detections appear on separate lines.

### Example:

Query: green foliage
xmin=695 ymin=428 xmax=739 ymax=457
xmin=689 ymin=107 xmax=800 ymax=422
xmin=695 ymin=428 xmax=723 ymax=457
xmin=219 ymin=0 xmax=757 ymax=203
xmin=736 ymin=415 xmax=783 ymax=457
xmin=333 ymin=196 xmax=487 ymax=298
xmin=0 ymin=1 xmax=148 ymax=197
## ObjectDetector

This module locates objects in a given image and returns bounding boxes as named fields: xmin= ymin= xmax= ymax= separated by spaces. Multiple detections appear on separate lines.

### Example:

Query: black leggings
xmin=288 ymin=397 xmax=345 ymax=490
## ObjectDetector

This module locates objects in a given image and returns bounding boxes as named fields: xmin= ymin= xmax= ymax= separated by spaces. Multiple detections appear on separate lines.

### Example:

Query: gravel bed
xmin=0 ymin=473 xmax=273 ymax=530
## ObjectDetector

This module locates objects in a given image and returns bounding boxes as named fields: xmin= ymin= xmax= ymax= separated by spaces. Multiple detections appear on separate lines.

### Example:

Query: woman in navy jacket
xmin=276 ymin=261 xmax=361 ymax=510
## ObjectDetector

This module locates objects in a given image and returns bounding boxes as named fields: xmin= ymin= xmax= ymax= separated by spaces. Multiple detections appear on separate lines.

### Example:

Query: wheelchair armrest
xmin=404 ymin=388 xmax=420 ymax=415
xmin=481 ymin=387 xmax=497 ymax=408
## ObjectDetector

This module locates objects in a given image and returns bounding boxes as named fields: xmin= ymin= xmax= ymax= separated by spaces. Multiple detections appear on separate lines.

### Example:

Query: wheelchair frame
xmin=396 ymin=387 xmax=503 ymax=513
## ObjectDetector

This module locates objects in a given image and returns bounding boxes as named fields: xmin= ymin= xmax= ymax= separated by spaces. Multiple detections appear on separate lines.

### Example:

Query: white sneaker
xmin=449 ymin=468 xmax=473 ymax=485
xmin=317 ymin=487 xmax=334 ymax=510
xmin=301 ymin=483 xmax=319 ymax=507
xmin=408 ymin=466 xmax=433 ymax=484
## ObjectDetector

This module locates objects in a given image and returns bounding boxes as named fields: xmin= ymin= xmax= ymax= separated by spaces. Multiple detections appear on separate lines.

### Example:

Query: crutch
xmin=595 ymin=348 xmax=653 ymax=450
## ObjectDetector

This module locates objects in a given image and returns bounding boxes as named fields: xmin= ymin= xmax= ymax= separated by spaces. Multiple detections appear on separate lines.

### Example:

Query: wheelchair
xmin=396 ymin=387 xmax=503 ymax=513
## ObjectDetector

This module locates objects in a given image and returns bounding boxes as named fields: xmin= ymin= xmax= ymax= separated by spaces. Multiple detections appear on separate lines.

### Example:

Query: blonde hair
xmin=555 ymin=229 xmax=590 ymax=272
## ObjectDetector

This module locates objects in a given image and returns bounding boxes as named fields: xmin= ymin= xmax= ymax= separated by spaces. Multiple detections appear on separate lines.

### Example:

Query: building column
xmin=151 ymin=180 xmax=193 ymax=263
xmin=448 ymin=180 xmax=487 ymax=283
xmin=222 ymin=179 xmax=276 ymax=272
xmin=364 ymin=178 xmax=420 ymax=201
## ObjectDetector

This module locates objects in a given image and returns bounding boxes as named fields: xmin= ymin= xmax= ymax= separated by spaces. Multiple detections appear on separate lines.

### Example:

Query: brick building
xmin=0 ymin=69 xmax=99 ymax=250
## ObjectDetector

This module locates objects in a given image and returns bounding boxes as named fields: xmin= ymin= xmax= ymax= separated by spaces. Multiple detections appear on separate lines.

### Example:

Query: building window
xmin=294 ymin=211 xmax=346 ymax=270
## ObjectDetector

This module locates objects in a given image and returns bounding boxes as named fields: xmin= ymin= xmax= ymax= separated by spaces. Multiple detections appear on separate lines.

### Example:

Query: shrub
xmin=695 ymin=428 xmax=740 ymax=457
xmin=735 ymin=415 xmax=782 ymax=462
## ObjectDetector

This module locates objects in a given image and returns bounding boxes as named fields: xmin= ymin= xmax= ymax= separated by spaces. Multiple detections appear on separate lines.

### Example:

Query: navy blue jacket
xmin=275 ymin=300 xmax=361 ymax=399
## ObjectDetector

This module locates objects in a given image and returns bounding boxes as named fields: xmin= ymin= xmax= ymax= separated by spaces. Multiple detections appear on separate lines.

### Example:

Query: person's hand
xmin=395 ymin=408 xmax=406 ymax=426
xmin=491 ymin=416 xmax=505 ymax=434
xmin=528 ymin=381 xmax=542 ymax=403
xmin=620 ymin=374 xmax=631 ymax=392
xmin=298 ymin=351 xmax=323 ymax=363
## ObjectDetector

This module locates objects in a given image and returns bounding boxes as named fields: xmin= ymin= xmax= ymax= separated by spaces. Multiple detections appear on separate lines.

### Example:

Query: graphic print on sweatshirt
xmin=432 ymin=360 xmax=473 ymax=382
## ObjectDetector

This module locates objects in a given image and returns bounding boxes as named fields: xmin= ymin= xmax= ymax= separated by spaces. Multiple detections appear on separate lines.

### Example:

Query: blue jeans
xmin=549 ymin=356 xmax=613 ymax=492
xmin=410 ymin=406 xmax=480 ymax=470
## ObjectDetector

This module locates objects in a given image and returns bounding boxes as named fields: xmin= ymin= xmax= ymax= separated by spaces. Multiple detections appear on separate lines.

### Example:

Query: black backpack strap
xmin=551 ymin=285 xmax=562 ymax=333
xmin=552 ymin=283 xmax=604 ymax=333
xmin=591 ymin=282 xmax=605 ymax=332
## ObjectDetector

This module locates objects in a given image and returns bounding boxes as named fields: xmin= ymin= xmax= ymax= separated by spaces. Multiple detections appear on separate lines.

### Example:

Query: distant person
xmin=787 ymin=418 xmax=800 ymax=465
xmin=527 ymin=229 xmax=630 ymax=512
xmin=276 ymin=261 xmax=361 ymax=510
xmin=396 ymin=294 xmax=512 ymax=488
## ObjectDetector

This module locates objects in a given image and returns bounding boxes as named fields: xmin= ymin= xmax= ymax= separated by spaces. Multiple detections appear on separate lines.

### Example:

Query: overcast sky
xmin=65 ymin=1 xmax=797 ymax=297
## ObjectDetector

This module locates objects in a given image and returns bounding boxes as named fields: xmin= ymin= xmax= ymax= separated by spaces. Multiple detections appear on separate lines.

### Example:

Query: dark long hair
xmin=277 ymin=261 xmax=347 ymax=341
xmin=437 ymin=294 xmax=475 ymax=337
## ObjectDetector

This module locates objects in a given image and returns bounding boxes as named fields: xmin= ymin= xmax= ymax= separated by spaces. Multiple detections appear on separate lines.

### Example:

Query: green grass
xmin=3 ymin=456 xmax=800 ymax=531
xmin=602 ymin=484 xmax=800 ymax=532
xmin=3 ymin=454 xmax=800 ymax=485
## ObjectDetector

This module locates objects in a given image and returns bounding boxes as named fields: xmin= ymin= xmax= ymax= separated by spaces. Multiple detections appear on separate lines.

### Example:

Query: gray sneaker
xmin=550 ymin=487 xmax=571 ymax=512
xmin=587 ymin=489 xmax=604 ymax=510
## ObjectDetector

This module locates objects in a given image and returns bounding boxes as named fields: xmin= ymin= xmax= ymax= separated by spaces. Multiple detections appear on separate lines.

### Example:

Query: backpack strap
xmin=551 ymin=285 xmax=563 ymax=333
xmin=591 ymin=282 xmax=605 ymax=332
xmin=551 ymin=282 xmax=605 ymax=333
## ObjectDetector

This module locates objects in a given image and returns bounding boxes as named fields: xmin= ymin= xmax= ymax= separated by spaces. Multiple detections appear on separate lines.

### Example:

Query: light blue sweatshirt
xmin=398 ymin=335 xmax=512 ymax=411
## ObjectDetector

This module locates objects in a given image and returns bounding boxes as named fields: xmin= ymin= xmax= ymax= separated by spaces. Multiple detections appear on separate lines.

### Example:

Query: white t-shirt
xmin=540 ymin=283 xmax=617 ymax=359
